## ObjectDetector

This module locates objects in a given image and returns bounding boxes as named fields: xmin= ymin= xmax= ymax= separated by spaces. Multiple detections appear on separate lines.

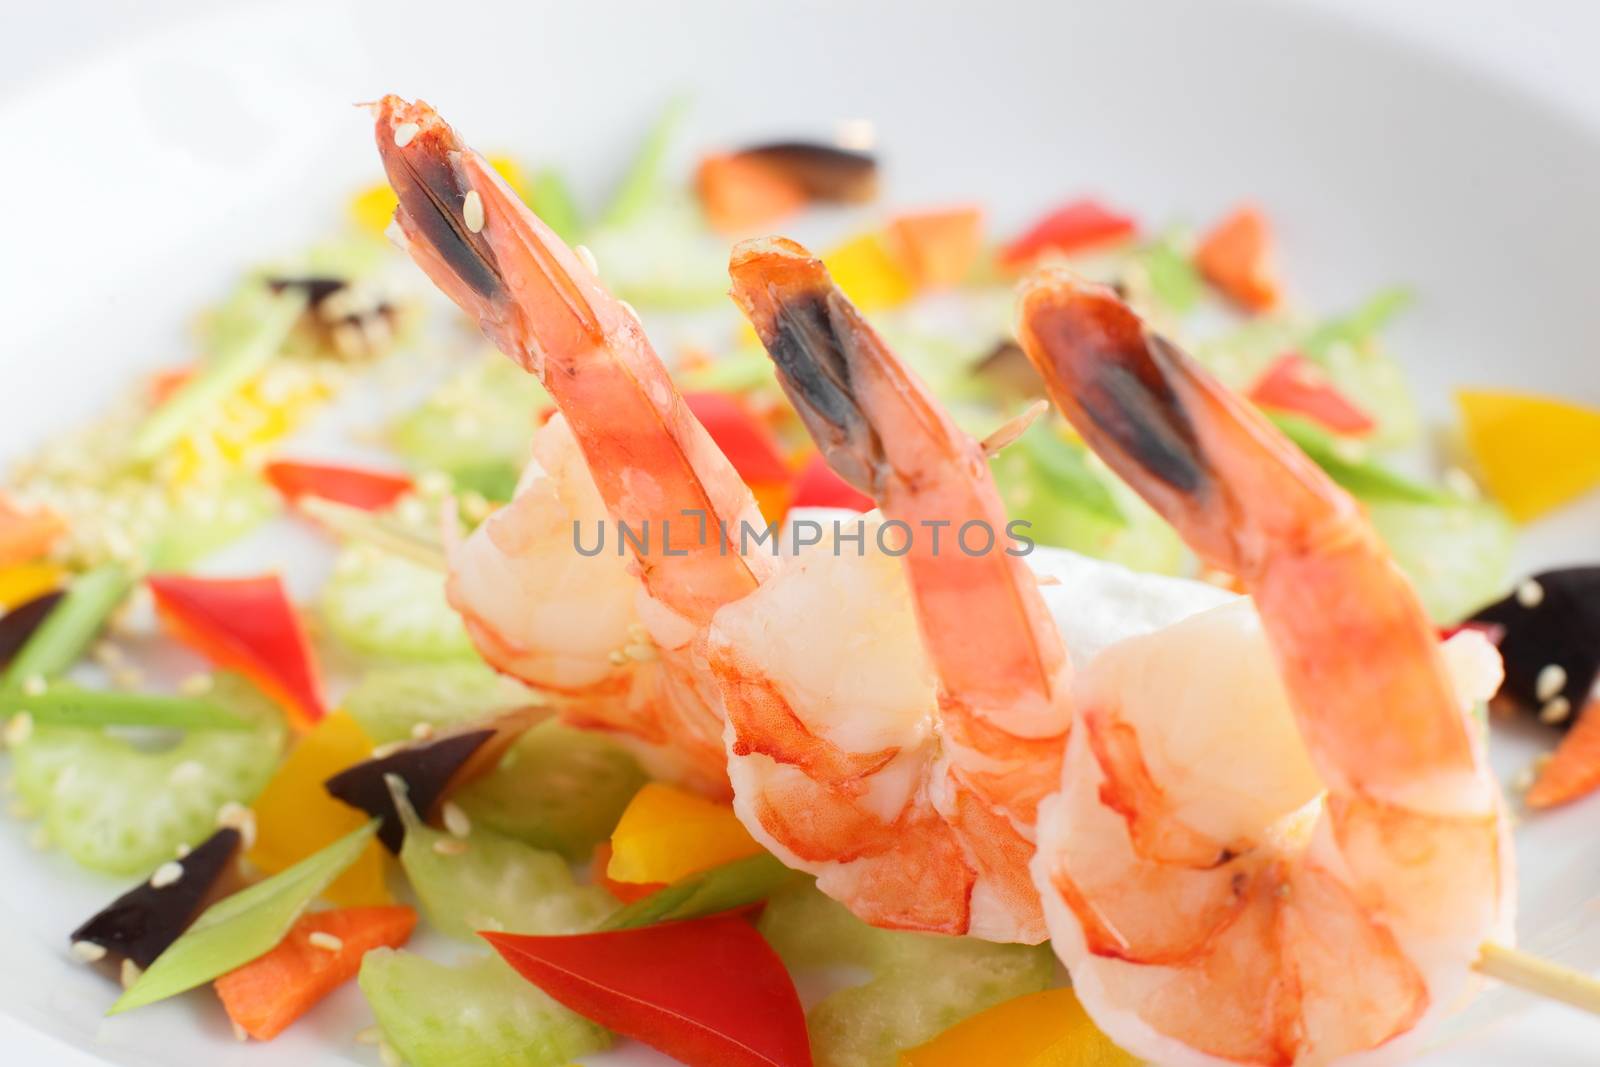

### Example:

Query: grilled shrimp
xmin=373 ymin=97 xmax=774 ymax=793
xmin=1017 ymin=272 xmax=1514 ymax=1065
xmin=715 ymin=238 xmax=1074 ymax=941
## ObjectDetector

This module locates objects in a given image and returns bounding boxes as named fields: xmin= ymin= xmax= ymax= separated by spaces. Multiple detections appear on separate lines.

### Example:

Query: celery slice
xmin=2 ymin=563 xmax=131 ymax=688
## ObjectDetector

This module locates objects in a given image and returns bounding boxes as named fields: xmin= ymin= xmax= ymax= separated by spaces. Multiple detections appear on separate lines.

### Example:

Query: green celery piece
xmin=1015 ymin=423 xmax=1124 ymax=525
xmin=1301 ymin=287 xmax=1413 ymax=359
xmin=145 ymin=474 xmax=277 ymax=571
xmin=2 ymin=563 xmax=132 ymax=688
xmin=0 ymin=684 xmax=247 ymax=729
xmin=345 ymin=662 xmax=532 ymax=744
xmin=1270 ymin=413 xmax=1450 ymax=505
xmin=601 ymin=852 xmax=798 ymax=930
xmin=450 ymin=459 xmax=522 ymax=504
xmin=600 ymin=96 xmax=688 ymax=229
xmin=132 ymin=287 xmax=307 ymax=461
xmin=1140 ymin=235 xmax=1203 ymax=315
xmin=528 ymin=168 xmax=583 ymax=244
xmin=110 ymin=819 xmax=378 ymax=1012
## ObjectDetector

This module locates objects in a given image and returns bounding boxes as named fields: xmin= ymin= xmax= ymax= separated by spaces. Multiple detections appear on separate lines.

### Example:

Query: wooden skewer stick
xmin=298 ymin=497 xmax=449 ymax=573
xmin=1476 ymin=942 xmax=1600 ymax=1016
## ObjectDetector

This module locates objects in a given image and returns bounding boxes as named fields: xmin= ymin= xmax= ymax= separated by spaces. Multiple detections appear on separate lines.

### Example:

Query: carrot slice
xmin=215 ymin=905 xmax=417 ymax=1040
xmin=1527 ymin=697 xmax=1600 ymax=808
xmin=696 ymin=153 xmax=808 ymax=232
xmin=1196 ymin=204 xmax=1281 ymax=312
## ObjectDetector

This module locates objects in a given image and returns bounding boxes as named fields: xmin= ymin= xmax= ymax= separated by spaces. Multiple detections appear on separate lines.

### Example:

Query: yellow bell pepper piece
xmin=606 ymin=782 xmax=762 ymax=885
xmin=250 ymin=711 xmax=390 ymax=906
xmin=486 ymin=155 xmax=529 ymax=202
xmin=0 ymin=561 xmax=64 ymax=611
xmin=823 ymin=232 xmax=915 ymax=311
xmin=900 ymin=988 xmax=1137 ymax=1067
xmin=1458 ymin=389 xmax=1600 ymax=522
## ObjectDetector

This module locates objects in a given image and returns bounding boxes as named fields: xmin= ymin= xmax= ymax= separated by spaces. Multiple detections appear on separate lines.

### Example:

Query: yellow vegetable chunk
xmin=250 ymin=711 xmax=391 ymax=907
xmin=606 ymin=782 xmax=762 ymax=885
xmin=823 ymin=232 xmax=915 ymax=311
xmin=1458 ymin=388 xmax=1600 ymax=522
xmin=899 ymin=988 xmax=1137 ymax=1067
xmin=350 ymin=183 xmax=400 ymax=237
xmin=0 ymin=561 xmax=64 ymax=611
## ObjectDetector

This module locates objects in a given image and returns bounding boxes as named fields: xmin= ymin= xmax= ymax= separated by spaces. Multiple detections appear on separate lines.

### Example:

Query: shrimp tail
xmin=1014 ymin=268 xmax=1356 ymax=581
xmin=728 ymin=237 xmax=891 ymax=499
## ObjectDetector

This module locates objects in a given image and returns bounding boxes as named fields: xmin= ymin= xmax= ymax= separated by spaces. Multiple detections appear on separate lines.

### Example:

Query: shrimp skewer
xmin=717 ymin=238 xmax=1073 ymax=941
xmin=1017 ymin=270 xmax=1514 ymax=1065
xmin=373 ymin=97 xmax=773 ymax=793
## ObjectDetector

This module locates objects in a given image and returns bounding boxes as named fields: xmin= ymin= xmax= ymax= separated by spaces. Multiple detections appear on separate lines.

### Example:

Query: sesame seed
xmin=91 ymin=641 xmax=125 ymax=667
xmin=432 ymin=838 xmax=468 ymax=856
xmin=379 ymin=1040 xmax=403 ymax=1067
xmin=618 ymin=299 xmax=641 ymax=322
xmin=217 ymin=801 xmax=258 ymax=850
xmin=308 ymin=931 xmax=344 ymax=952
xmin=608 ymin=649 xmax=627 ymax=666
xmin=120 ymin=958 xmax=143 ymax=989
xmin=1330 ymin=438 xmax=1366 ymax=464
xmin=392 ymin=122 xmax=420 ymax=148
xmin=372 ymin=741 xmax=406 ymax=760
xmin=418 ymin=471 xmax=452 ymax=496
xmin=150 ymin=861 xmax=184 ymax=889
xmin=232 ymin=1020 xmax=249 ymax=1042
xmin=1540 ymin=697 xmax=1573 ymax=725
xmin=111 ymin=666 xmax=145 ymax=691
xmin=626 ymin=622 xmax=650 ymax=643
xmin=7 ymin=800 xmax=33 ymax=819
xmin=1537 ymin=664 xmax=1569 ymax=704
xmin=70 ymin=940 xmax=107 ymax=963
xmin=178 ymin=673 xmax=213 ymax=696
xmin=410 ymin=722 xmax=435 ymax=741
xmin=574 ymin=244 xmax=599 ymax=275
xmin=20 ymin=675 xmax=46 ymax=697
xmin=4 ymin=712 xmax=34 ymax=747
xmin=624 ymin=643 xmax=658 ymax=662
xmin=1516 ymin=579 xmax=1545 ymax=608
xmin=1443 ymin=467 xmax=1480 ymax=501
xmin=355 ymin=1026 xmax=382 ymax=1046
xmin=175 ymin=843 xmax=191 ymax=859
xmin=442 ymin=801 xmax=471 ymax=838
xmin=331 ymin=322 xmax=366 ymax=358
xmin=463 ymin=190 xmax=485 ymax=234
xmin=169 ymin=760 xmax=205 ymax=786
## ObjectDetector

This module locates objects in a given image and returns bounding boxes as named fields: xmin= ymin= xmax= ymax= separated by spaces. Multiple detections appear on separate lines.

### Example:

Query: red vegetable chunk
xmin=999 ymin=199 xmax=1137 ymax=267
xmin=485 ymin=914 xmax=812 ymax=1067
xmin=1247 ymin=353 xmax=1375 ymax=436
xmin=684 ymin=392 xmax=793 ymax=486
xmin=265 ymin=461 xmax=414 ymax=512
xmin=791 ymin=453 xmax=873 ymax=513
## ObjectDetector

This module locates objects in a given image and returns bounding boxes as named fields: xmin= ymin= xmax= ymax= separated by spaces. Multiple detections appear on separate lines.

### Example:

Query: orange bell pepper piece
xmin=900 ymin=987 xmax=1137 ymax=1067
xmin=215 ymin=905 xmax=416 ymax=1040
xmin=696 ymin=153 xmax=809 ymax=233
xmin=1458 ymin=389 xmax=1600 ymax=522
xmin=1527 ymin=697 xmax=1600 ymax=809
xmin=606 ymin=783 xmax=762 ymax=886
xmin=250 ymin=712 xmax=391 ymax=906
xmin=1195 ymin=204 xmax=1281 ymax=312
xmin=886 ymin=206 xmax=984 ymax=289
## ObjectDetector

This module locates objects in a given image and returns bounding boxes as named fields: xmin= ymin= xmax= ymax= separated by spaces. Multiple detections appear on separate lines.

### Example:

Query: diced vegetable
xmin=250 ymin=711 xmax=391 ymax=907
xmin=1458 ymin=388 xmax=1600 ymax=522
xmin=607 ymin=782 xmax=764 ymax=886
xmin=593 ymin=842 xmax=664 ymax=903
xmin=389 ymin=356 xmax=542 ymax=482
xmin=1470 ymin=567 xmax=1600 ymax=725
xmin=319 ymin=545 xmax=476 ymax=662
xmin=360 ymin=949 xmax=611 ymax=1067
xmin=215 ymin=905 xmax=417 ymax=1040
xmin=265 ymin=460 xmax=413 ymax=511
xmin=1527 ymin=701 xmax=1600 ymax=808
xmin=602 ymin=97 xmax=688 ymax=229
xmin=1130 ymin=234 xmax=1203 ymax=317
xmin=999 ymin=199 xmax=1137 ymax=267
xmin=485 ymin=914 xmax=811 ymax=1067
xmin=394 ymin=775 xmax=614 ymax=938
xmin=350 ymin=182 xmax=400 ymax=236
xmin=899 ymin=988 xmax=1136 ymax=1067
xmin=454 ymin=719 xmax=646 ymax=861
xmin=792 ymin=453 xmax=875 ymax=512
xmin=16 ymin=675 xmax=284 ymax=874
xmin=148 ymin=573 xmax=326 ymax=727
xmin=1250 ymin=354 xmax=1375 ymax=436
xmin=697 ymin=152 xmax=809 ymax=232
xmin=885 ymin=207 xmax=984 ymax=289
xmin=145 ymin=474 xmax=278 ymax=571
xmin=3 ymin=563 xmax=132 ymax=688
xmin=684 ymin=391 xmax=793 ymax=485
xmin=0 ymin=494 xmax=65 ymax=569
xmin=0 ymin=561 xmax=63 ymax=612
xmin=70 ymin=828 xmax=243 ymax=970
xmin=601 ymin=852 xmax=797 ymax=930
xmin=0 ymin=685 xmax=248 ymax=730
xmin=824 ymin=233 xmax=915 ymax=311
xmin=111 ymin=819 xmax=378 ymax=1012
xmin=759 ymin=885 xmax=1055 ymax=1067
xmin=1369 ymin=498 xmax=1514 ymax=624
xmin=1301 ymin=289 xmax=1419 ymax=446
xmin=1195 ymin=204 xmax=1280 ymax=312
xmin=343 ymin=661 xmax=534 ymax=744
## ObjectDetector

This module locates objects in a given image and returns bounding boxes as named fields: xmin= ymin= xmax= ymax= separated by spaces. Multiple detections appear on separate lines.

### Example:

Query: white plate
xmin=3 ymin=1 xmax=1599 ymax=1064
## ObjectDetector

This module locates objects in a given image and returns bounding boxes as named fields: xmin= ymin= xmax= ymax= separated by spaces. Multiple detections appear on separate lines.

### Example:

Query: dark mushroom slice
xmin=1469 ymin=566 xmax=1600 ymax=727
xmin=972 ymin=340 xmax=1045 ymax=400
xmin=733 ymin=142 xmax=878 ymax=204
xmin=324 ymin=707 xmax=546 ymax=852
xmin=0 ymin=590 xmax=65 ymax=666
xmin=68 ymin=827 xmax=244 ymax=973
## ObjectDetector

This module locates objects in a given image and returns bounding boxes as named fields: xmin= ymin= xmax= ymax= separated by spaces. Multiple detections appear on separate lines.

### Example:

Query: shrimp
xmin=372 ymin=97 xmax=775 ymax=794
xmin=1016 ymin=270 xmax=1514 ymax=1065
xmin=716 ymin=238 xmax=1074 ymax=941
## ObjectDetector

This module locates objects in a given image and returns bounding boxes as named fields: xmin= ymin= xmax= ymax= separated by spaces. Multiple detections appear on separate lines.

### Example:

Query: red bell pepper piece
xmin=999 ymin=199 xmax=1137 ymax=267
xmin=264 ymin=460 xmax=414 ymax=512
xmin=148 ymin=574 xmax=327 ymax=727
xmin=484 ymin=914 xmax=812 ymax=1067
xmin=148 ymin=365 xmax=198 ymax=407
xmin=791 ymin=453 xmax=874 ymax=513
xmin=1247 ymin=353 xmax=1376 ymax=436
xmin=684 ymin=392 xmax=793 ymax=486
